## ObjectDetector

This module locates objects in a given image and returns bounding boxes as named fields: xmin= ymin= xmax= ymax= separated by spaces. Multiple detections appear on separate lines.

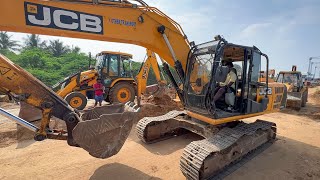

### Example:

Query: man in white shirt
xmin=213 ymin=62 xmax=237 ymax=102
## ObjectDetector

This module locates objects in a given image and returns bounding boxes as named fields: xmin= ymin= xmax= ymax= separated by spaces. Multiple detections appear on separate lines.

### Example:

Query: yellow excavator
xmin=53 ymin=49 xmax=166 ymax=110
xmin=0 ymin=0 xmax=288 ymax=179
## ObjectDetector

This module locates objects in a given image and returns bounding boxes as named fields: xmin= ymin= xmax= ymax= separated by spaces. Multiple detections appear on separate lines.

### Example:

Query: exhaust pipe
xmin=0 ymin=107 xmax=38 ymax=132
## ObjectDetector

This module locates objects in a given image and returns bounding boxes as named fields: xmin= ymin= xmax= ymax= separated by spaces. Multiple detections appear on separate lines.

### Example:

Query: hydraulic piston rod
xmin=0 ymin=107 xmax=38 ymax=132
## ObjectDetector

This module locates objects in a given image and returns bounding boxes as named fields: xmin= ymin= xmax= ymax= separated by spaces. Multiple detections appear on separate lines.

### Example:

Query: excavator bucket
xmin=19 ymin=102 xmax=42 ymax=122
xmin=18 ymin=102 xmax=138 ymax=159
xmin=72 ymin=103 xmax=138 ymax=159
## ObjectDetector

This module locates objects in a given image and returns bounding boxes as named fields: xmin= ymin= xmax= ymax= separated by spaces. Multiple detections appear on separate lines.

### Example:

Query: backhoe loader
xmin=276 ymin=65 xmax=308 ymax=110
xmin=0 ymin=0 xmax=288 ymax=179
xmin=53 ymin=49 xmax=166 ymax=110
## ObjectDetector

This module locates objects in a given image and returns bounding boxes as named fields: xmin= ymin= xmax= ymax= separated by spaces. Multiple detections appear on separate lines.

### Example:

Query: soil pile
xmin=311 ymin=88 xmax=320 ymax=100
xmin=137 ymin=94 xmax=183 ymax=121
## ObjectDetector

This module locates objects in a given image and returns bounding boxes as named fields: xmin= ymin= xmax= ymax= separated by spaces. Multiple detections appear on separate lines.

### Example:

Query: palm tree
xmin=71 ymin=45 xmax=81 ymax=54
xmin=0 ymin=31 xmax=20 ymax=51
xmin=23 ymin=34 xmax=47 ymax=50
xmin=47 ymin=39 xmax=70 ymax=57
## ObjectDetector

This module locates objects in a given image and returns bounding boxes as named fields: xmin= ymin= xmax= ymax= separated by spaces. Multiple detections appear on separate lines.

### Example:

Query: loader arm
xmin=54 ymin=69 xmax=98 ymax=99
xmin=136 ymin=49 xmax=167 ymax=104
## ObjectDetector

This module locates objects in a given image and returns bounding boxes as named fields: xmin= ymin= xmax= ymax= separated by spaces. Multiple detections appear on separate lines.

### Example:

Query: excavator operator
xmin=213 ymin=61 xmax=237 ymax=102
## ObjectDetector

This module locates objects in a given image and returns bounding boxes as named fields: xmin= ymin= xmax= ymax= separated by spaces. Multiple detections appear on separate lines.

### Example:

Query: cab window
xmin=109 ymin=55 xmax=119 ymax=76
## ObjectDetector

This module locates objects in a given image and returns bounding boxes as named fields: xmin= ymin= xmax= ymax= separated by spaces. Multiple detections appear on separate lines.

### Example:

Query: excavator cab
xmin=184 ymin=39 xmax=275 ymax=119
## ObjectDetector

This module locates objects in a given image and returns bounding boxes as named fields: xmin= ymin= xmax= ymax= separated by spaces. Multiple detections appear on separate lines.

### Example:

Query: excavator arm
xmin=0 ymin=53 xmax=138 ymax=158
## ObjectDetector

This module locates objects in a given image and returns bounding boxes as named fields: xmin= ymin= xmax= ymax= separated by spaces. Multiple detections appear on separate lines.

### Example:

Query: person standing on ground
xmin=93 ymin=78 xmax=105 ymax=107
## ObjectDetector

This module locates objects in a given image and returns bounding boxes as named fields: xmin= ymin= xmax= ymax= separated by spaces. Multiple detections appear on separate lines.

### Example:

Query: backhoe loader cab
xmin=183 ymin=39 xmax=286 ymax=119
xmin=95 ymin=51 xmax=133 ymax=79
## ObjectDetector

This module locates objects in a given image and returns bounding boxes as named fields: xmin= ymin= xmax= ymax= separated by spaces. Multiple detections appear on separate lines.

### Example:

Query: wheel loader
xmin=0 ymin=0 xmax=288 ymax=179
xmin=53 ymin=49 xmax=166 ymax=110
xmin=276 ymin=66 xmax=308 ymax=110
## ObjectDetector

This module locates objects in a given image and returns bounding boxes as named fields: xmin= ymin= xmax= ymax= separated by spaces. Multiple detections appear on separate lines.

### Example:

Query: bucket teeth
xmin=125 ymin=101 xmax=140 ymax=112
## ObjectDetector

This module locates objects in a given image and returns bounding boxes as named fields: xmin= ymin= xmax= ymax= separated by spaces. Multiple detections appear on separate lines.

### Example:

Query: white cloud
xmin=240 ymin=23 xmax=272 ymax=38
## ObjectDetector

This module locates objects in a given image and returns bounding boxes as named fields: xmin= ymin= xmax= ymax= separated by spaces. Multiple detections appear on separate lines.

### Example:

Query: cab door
xmin=246 ymin=50 xmax=269 ymax=114
xmin=107 ymin=54 xmax=120 ymax=77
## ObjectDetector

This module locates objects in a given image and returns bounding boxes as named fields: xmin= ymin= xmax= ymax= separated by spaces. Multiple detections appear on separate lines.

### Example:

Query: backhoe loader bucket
xmin=72 ymin=103 xmax=139 ymax=159
xmin=145 ymin=83 xmax=167 ymax=98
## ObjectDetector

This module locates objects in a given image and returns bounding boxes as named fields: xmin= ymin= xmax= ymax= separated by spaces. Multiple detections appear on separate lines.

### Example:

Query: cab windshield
xmin=277 ymin=73 xmax=298 ymax=84
xmin=94 ymin=53 xmax=132 ymax=77
xmin=186 ymin=40 xmax=219 ymax=95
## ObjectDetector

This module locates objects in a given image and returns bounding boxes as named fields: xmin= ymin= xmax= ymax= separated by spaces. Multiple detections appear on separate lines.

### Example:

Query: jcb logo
xmin=24 ymin=2 xmax=103 ymax=34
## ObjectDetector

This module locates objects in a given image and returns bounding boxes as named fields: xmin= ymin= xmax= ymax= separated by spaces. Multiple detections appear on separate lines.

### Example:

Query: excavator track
xmin=136 ymin=110 xmax=187 ymax=143
xmin=180 ymin=120 xmax=276 ymax=180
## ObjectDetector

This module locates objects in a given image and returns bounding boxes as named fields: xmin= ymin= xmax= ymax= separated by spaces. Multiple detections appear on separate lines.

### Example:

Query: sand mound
xmin=311 ymin=89 xmax=320 ymax=100
xmin=137 ymin=94 xmax=183 ymax=121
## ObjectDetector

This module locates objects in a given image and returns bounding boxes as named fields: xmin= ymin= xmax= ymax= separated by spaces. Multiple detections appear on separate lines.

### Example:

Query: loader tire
xmin=65 ymin=92 xmax=87 ymax=110
xmin=109 ymin=82 xmax=135 ymax=104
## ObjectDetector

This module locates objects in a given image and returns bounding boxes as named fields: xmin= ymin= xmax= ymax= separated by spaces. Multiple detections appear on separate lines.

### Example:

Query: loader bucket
xmin=286 ymin=93 xmax=302 ymax=110
xmin=72 ymin=103 xmax=138 ymax=159
xmin=145 ymin=83 xmax=166 ymax=98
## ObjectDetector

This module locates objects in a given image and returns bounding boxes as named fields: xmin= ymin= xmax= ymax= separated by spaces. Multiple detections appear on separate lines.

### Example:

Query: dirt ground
xmin=0 ymin=88 xmax=320 ymax=180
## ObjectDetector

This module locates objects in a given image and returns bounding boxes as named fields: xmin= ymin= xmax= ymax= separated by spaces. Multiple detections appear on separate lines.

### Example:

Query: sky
xmin=7 ymin=0 xmax=320 ymax=76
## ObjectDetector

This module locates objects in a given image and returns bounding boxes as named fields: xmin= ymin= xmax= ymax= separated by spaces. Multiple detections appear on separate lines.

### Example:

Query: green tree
xmin=14 ymin=48 xmax=49 ymax=69
xmin=23 ymin=34 xmax=47 ymax=50
xmin=47 ymin=39 xmax=70 ymax=57
xmin=0 ymin=31 xmax=19 ymax=52
xmin=59 ymin=52 xmax=89 ymax=76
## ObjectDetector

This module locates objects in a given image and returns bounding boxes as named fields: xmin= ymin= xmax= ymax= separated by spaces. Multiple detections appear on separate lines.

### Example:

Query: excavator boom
xmin=0 ymin=0 xmax=190 ymax=70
